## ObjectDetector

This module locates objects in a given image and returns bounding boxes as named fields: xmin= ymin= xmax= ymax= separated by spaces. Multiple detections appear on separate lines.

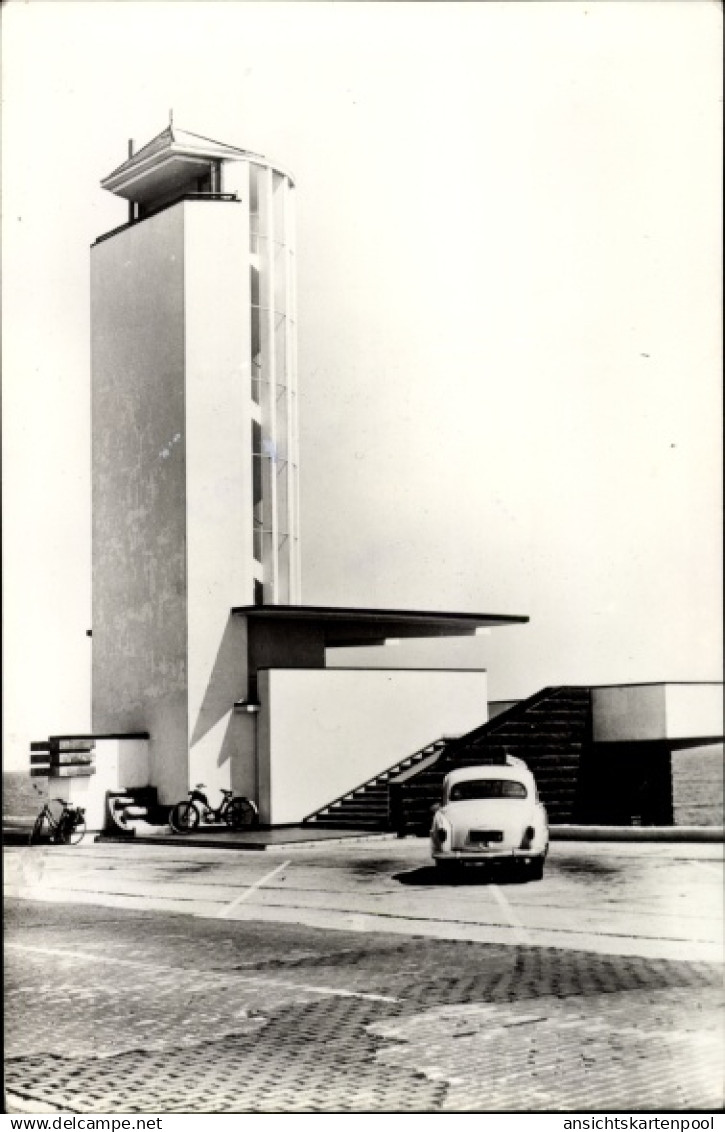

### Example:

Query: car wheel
xmin=528 ymin=856 xmax=545 ymax=881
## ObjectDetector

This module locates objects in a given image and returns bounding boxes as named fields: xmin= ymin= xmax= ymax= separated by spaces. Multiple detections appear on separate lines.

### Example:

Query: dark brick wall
xmin=390 ymin=687 xmax=592 ymax=833
xmin=671 ymin=746 xmax=723 ymax=827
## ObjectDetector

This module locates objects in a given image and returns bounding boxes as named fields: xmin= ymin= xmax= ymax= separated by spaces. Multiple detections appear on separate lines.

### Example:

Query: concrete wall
xmin=91 ymin=201 xmax=259 ymax=804
xmin=488 ymin=700 xmax=519 ymax=720
xmin=258 ymin=668 xmax=488 ymax=825
xmin=52 ymin=738 xmax=150 ymax=831
xmin=229 ymin=711 xmax=259 ymax=801
xmin=51 ymin=774 xmax=104 ymax=834
xmin=665 ymin=684 xmax=723 ymax=741
xmin=592 ymin=684 xmax=723 ymax=743
xmin=117 ymin=738 xmax=150 ymax=788
xmin=185 ymin=201 xmax=253 ymax=793
xmin=91 ymin=209 xmax=188 ymax=803
xmin=249 ymin=620 xmax=327 ymax=677
xmin=592 ymin=685 xmax=667 ymax=742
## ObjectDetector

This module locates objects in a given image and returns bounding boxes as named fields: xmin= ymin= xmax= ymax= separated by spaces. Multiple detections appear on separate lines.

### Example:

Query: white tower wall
xmin=91 ymin=168 xmax=296 ymax=802
xmin=91 ymin=206 xmax=189 ymax=801
xmin=185 ymin=201 xmax=255 ymax=792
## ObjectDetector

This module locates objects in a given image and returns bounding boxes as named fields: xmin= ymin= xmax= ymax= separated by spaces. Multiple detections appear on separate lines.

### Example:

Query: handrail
xmin=442 ymin=687 xmax=559 ymax=755
xmin=302 ymin=740 xmax=448 ymax=824
xmin=387 ymin=748 xmax=445 ymax=786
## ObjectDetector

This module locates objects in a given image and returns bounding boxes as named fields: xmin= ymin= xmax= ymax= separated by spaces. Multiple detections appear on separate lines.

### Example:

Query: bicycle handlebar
xmin=191 ymin=784 xmax=233 ymax=799
xmin=194 ymin=784 xmax=234 ymax=795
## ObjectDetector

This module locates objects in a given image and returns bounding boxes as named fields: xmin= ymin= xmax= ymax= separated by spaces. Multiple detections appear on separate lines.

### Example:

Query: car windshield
xmin=448 ymin=779 xmax=528 ymax=802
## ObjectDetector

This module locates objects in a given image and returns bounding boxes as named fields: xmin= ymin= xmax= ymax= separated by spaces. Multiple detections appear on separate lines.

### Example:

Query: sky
xmin=2 ymin=1 xmax=722 ymax=769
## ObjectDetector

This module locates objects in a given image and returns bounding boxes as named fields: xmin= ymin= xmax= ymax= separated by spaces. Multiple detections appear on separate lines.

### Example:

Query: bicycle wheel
xmin=228 ymin=797 xmax=259 ymax=830
xmin=29 ymin=813 xmax=45 ymax=846
xmin=65 ymin=813 xmax=86 ymax=846
xmin=170 ymin=800 xmax=200 ymax=833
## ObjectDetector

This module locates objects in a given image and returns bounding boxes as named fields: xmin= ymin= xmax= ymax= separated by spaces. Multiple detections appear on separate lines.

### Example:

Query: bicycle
xmin=29 ymin=799 xmax=87 ymax=846
xmin=169 ymin=785 xmax=258 ymax=833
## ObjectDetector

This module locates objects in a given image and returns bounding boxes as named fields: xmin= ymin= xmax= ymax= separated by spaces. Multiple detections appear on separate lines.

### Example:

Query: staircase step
xmin=106 ymin=786 xmax=164 ymax=834
xmin=469 ymin=743 xmax=583 ymax=754
xmin=530 ymin=769 xmax=581 ymax=779
xmin=326 ymin=817 xmax=389 ymax=827
xmin=387 ymin=686 xmax=592 ymax=834
xmin=323 ymin=806 xmax=388 ymax=819
xmin=311 ymin=817 xmax=387 ymax=829
xmin=121 ymin=806 xmax=148 ymax=820
xmin=303 ymin=736 xmax=456 ymax=827
xmin=324 ymin=797 xmax=388 ymax=808
xmin=330 ymin=811 xmax=389 ymax=821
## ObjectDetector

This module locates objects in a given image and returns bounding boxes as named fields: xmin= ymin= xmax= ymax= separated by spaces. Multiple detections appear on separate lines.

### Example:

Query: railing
xmin=302 ymin=740 xmax=450 ymax=824
xmin=93 ymin=193 xmax=240 ymax=245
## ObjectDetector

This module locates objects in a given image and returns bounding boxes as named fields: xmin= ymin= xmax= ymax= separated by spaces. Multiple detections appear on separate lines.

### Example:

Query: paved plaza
xmin=4 ymin=838 xmax=724 ymax=1113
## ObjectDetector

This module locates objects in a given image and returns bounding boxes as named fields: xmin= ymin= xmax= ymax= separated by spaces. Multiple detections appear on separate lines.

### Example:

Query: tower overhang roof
xmin=101 ymin=125 xmax=265 ymax=203
xmin=232 ymin=604 xmax=528 ymax=649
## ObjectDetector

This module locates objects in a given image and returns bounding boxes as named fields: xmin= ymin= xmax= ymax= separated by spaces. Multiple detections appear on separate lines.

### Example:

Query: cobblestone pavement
xmin=5 ymin=900 xmax=723 ymax=1113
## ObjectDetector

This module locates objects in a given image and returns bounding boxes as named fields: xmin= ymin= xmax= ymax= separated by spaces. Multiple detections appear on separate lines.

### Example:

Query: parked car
xmin=430 ymin=758 xmax=548 ymax=879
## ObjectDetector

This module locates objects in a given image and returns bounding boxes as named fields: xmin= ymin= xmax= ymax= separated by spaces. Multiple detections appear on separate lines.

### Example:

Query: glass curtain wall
xmin=249 ymin=162 xmax=299 ymax=603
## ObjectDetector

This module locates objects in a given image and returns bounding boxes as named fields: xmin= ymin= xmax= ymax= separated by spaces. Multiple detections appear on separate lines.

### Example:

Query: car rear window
xmin=449 ymin=779 xmax=528 ymax=801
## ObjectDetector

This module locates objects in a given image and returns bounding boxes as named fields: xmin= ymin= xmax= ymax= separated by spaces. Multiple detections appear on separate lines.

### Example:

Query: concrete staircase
xmin=302 ymin=688 xmax=592 ymax=835
xmin=105 ymin=787 xmax=169 ymax=837
xmin=389 ymin=687 xmax=592 ymax=834
xmin=303 ymin=740 xmax=452 ymax=831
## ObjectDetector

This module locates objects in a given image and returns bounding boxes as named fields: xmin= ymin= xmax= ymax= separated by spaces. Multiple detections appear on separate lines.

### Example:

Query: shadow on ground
xmin=392 ymin=864 xmax=534 ymax=887
xmin=553 ymin=858 xmax=620 ymax=878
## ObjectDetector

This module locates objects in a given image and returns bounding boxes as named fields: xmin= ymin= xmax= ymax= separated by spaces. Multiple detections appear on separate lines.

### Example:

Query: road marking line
xmin=7 ymin=890 xmax=720 ymax=946
xmin=217 ymin=859 xmax=291 ymax=919
xmin=489 ymin=884 xmax=532 ymax=945
xmin=221 ymin=896 xmax=723 ymax=940
xmin=5 ymin=942 xmax=399 ymax=1003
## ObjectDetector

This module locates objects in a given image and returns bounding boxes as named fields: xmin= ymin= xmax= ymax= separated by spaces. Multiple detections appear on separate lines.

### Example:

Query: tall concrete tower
xmin=91 ymin=125 xmax=300 ymax=798
xmin=88 ymin=124 xmax=524 ymax=824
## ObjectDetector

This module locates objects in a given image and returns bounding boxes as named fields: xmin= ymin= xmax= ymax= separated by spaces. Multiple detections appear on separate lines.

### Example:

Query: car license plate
xmin=468 ymin=830 xmax=503 ymax=845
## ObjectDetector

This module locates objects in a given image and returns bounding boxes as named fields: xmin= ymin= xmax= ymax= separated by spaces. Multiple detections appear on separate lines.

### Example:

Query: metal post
xmin=265 ymin=166 xmax=279 ymax=602
xmin=289 ymin=184 xmax=302 ymax=598
xmin=284 ymin=179 xmax=296 ymax=602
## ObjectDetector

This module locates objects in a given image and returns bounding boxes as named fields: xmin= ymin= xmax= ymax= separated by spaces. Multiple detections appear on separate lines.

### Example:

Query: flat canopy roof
xmin=232 ymin=604 xmax=528 ymax=649
xmin=101 ymin=125 xmax=260 ymax=203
